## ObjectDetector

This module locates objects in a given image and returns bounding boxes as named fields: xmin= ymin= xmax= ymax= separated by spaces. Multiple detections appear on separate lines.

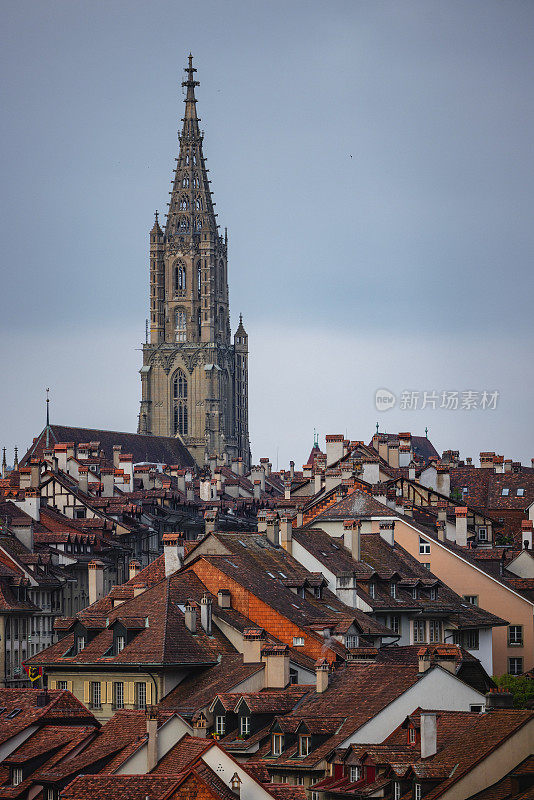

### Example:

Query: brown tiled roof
xmin=150 ymin=733 xmax=213 ymax=774
xmin=61 ymin=775 xmax=183 ymax=800
xmin=0 ymin=689 xmax=97 ymax=748
xmin=21 ymin=424 xmax=195 ymax=469
xmin=311 ymin=488 xmax=394 ymax=522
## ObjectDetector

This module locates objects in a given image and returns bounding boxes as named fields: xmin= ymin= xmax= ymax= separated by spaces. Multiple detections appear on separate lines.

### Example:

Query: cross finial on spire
xmin=425 ymin=426 xmax=429 ymax=438
xmin=183 ymin=53 xmax=199 ymax=88
xmin=376 ymin=422 xmax=379 ymax=434
xmin=155 ymin=210 xmax=159 ymax=223
xmin=46 ymin=387 xmax=50 ymax=427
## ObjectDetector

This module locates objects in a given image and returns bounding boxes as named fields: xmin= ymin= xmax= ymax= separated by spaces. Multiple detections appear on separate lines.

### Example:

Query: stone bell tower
xmin=138 ymin=55 xmax=250 ymax=469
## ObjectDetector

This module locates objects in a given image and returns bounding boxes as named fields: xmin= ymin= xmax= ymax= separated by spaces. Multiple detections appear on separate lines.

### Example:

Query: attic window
xmin=390 ymin=582 xmax=397 ymax=599
xmin=267 ymin=572 xmax=276 ymax=578
xmin=116 ymin=635 xmax=125 ymax=654
xmin=408 ymin=727 xmax=417 ymax=744
xmin=299 ymin=735 xmax=311 ymax=757
xmin=345 ymin=634 xmax=359 ymax=649
xmin=12 ymin=768 xmax=23 ymax=786
xmin=517 ymin=488 xmax=525 ymax=496
xmin=293 ymin=636 xmax=305 ymax=646
xmin=278 ymin=572 xmax=287 ymax=578
xmin=76 ymin=636 xmax=86 ymax=654
xmin=501 ymin=488 xmax=509 ymax=496
xmin=369 ymin=583 xmax=376 ymax=599
xmin=415 ymin=784 xmax=422 ymax=800
xmin=272 ymin=733 xmax=284 ymax=756
xmin=6 ymin=709 xmax=22 ymax=719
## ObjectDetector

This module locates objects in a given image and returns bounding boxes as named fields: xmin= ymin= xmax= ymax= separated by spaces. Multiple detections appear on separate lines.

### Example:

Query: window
xmin=390 ymin=582 xmax=397 ymax=599
xmin=478 ymin=527 xmax=488 ymax=541
xmin=501 ymin=488 xmax=509 ymax=496
xmin=113 ymin=682 xmax=124 ymax=709
xmin=409 ymin=727 xmax=417 ymax=744
xmin=76 ymin=635 xmax=85 ymax=653
xmin=464 ymin=595 xmax=478 ymax=606
xmin=415 ymin=784 xmax=422 ymax=800
xmin=12 ymin=768 xmax=23 ymax=787
xmin=57 ymin=681 xmax=68 ymax=691
xmin=215 ymin=715 xmax=225 ymax=735
xmin=116 ymin=635 xmax=125 ymax=654
xmin=429 ymin=587 xmax=436 ymax=600
xmin=299 ymin=735 xmax=311 ymax=757
xmin=175 ymin=308 xmax=187 ymax=342
xmin=349 ymin=766 xmax=360 ymax=782
xmin=6 ymin=709 xmax=21 ymax=719
xmin=369 ymin=583 xmax=375 ymax=599
xmin=429 ymin=620 xmax=441 ymax=643
xmin=293 ymin=636 xmax=305 ymax=646
xmin=394 ymin=783 xmax=401 ymax=800
xmin=182 ymin=176 xmax=189 ymax=188
xmin=464 ymin=630 xmax=479 ymax=650
xmin=390 ymin=616 xmax=401 ymax=634
xmin=412 ymin=587 xmax=418 ymax=600
xmin=240 ymin=716 xmax=250 ymax=736
xmin=173 ymin=370 xmax=188 ymax=436
xmin=345 ymin=634 xmax=359 ymax=649
xmin=90 ymin=681 xmax=101 ymax=709
xmin=470 ymin=704 xmax=483 ymax=712
xmin=508 ymin=657 xmax=523 ymax=675
xmin=174 ymin=262 xmax=186 ymax=295
xmin=517 ymin=488 xmax=525 ymax=496
xmin=508 ymin=625 xmax=523 ymax=646
xmin=272 ymin=733 xmax=284 ymax=756
xmin=135 ymin=682 xmax=147 ymax=710
xmin=179 ymin=196 xmax=188 ymax=211
xmin=197 ymin=264 xmax=202 ymax=299
xmin=295 ymin=776 xmax=304 ymax=786
xmin=413 ymin=620 xmax=426 ymax=644
xmin=311 ymin=793 xmax=320 ymax=800
xmin=419 ymin=537 xmax=431 ymax=555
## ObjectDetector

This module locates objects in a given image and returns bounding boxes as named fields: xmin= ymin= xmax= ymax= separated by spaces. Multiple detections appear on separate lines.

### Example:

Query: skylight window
xmin=267 ymin=572 xmax=276 ymax=578
xmin=501 ymin=488 xmax=510 ymax=496
xmin=517 ymin=488 xmax=525 ymax=496
xmin=6 ymin=709 xmax=21 ymax=719
xmin=278 ymin=572 xmax=287 ymax=578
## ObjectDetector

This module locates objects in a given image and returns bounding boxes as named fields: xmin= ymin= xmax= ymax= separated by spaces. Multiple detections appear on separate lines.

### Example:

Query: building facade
xmin=138 ymin=56 xmax=250 ymax=469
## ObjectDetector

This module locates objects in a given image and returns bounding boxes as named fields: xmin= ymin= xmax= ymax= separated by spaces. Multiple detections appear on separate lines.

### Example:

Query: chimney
xmin=437 ymin=501 xmax=448 ymax=524
xmin=231 ymin=457 xmax=240 ymax=475
xmin=242 ymin=627 xmax=265 ymax=663
xmin=418 ymin=648 xmax=431 ymax=674
xmin=186 ymin=480 xmax=194 ymax=501
xmin=100 ymin=467 xmax=114 ymax=498
xmin=325 ymin=434 xmax=344 ymax=466
xmin=420 ymin=712 xmax=437 ymax=759
xmin=378 ymin=437 xmax=388 ymax=463
xmin=30 ymin=460 xmax=41 ymax=489
xmin=283 ymin=478 xmax=292 ymax=500
xmin=296 ymin=507 xmax=304 ymax=527
xmin=204 ymin=509 xmax=218 ymax=536
xmin=261 ymin=644 xmax=290 ymax=688
xmin=200 ymin=594 xmax=212 ymax=634
xmin=280 ymin=516 xmax=293 ymax=554
xmin=260 ymin=457 xmax=271 ymax=477
xmin=455 ymin=507 xmax=468 ymax=547
xmin=185 ymin=600 xmax=198 ymax=633
xmin=314 ymin=470 xmax=323 ymax=494
xmin=129 ymin=560 xmax=141 ymax=581
xmin=521 ymin=520 xmax=533 ymax=550
xmin=388 ymin=442 xmax=399 ymax=469
xmin=379 ymin=521 xmax=395 ymax=546
xmin=315 ymin=658 xmax=330 ymax=694
xmin=289 ymin=460 xmax=295 ymax=479
xmin=408 ymin=461 xmax=416 ymax=481
xmin=162 ymin=533 xmax=184 ymax=577
xmin=351 ymin=521 xmax=361 ymax=561
xmin=78 ymin=467 xmax=89 ymax=494
xmin=146 ymin=707 xmax=158 ymax=771
xmin=113 ymin=445 xmax=122 ymax=469
xmin=485 ymin=688 xmax=513 ymax=710
xmin=230 ymin=772 xmax=242 ymax=797
xmin=253 ymin=480 xmax=261 ymax=500
xmin=217 ymin=588 xmax=231 ymax=609
xmin=266 ymin=514 xmax=280 ymax=547
xmin=436 ymin=520 xmax=446 ymax=542
xmin=88 ymin=560 xmax=104 ymax=605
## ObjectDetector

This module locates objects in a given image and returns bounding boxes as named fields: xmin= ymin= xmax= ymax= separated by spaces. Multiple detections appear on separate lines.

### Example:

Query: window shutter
xmin=128 ymin=682 xmax=135 ymax=705
xmin=106 ymin=682 xmax=113 ymax=703
xmin=83 ymin=681 xmax=90 ymax=703
xmin=146 ymin=682 xmax=152 ymax=705
xmin=49 ymin=679 xmax=57 ymax=690
xmin=67 ymin=681 xmax=73 ymax=693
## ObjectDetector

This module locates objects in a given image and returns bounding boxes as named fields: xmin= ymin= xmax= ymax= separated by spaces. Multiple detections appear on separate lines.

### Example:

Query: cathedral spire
xmin=182 ymin=54 xmax=200 ymax=130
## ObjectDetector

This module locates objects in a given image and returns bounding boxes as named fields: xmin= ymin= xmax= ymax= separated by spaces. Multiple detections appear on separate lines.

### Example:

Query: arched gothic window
xmin=197 ymin=308 xmax=202 ymax=339
xmin=179 ymin=196 xmax=188 ymax=211
xmin=192 ymin=153 xmax=197 ymax=165
xmin=193 ymin=175 xmax=200 ymax=189
xmin=174 ymin=262 xmax=186 ymax=296
xmin=181 ymin=176 xmax=189 ymax=188
xmin=185 ymin=153 xmax=189 ymax=165
xmin=195 ymin=217 xmax=202 ymax=231
xmin=173 ymin=369 xmax=188 ymax=436
xmin=197 ymin=264 xmax=202 ymax=299
xmin=178 ymin=216 xmax=189 ymax=232
xmin=195 ymin=197 xmax=202 ymax=210
xmin=175 ymin=308 xmax=187 ymax=342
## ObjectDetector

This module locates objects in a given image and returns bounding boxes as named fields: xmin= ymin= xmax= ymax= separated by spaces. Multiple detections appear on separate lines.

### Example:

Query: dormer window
xmin=409 ymin=727 xmax=417 ymax=744
xmin=430 ymin=587 xmax=437 ymax=600
xmin=116 ymin=635 xmax=125 ymax=654
xmin=215 ymin=715 xmax=225 ymax=736
xmin=390 ymin=582 xmax=397 ymax=599
xmin=272 ymin=733 xmax=284 ymax=756
xmin=240 ymin=716 xmax=250 ymax=737
xmin=299 ymin=735 xmax=311 ymax=757
xmin=501 ymin=488 xmax=509 ymax=496
xmin=11 ymin=768 xmax=23 ymax=787
xmin=394 ymin=783 xmax=401 ymax=800
xmin=76 ymin=635 xmax=85 ymax=653
xmin=415 ymin=784 xmax=422 ymax=800
xmin=412 ymin=587 xmax=418 ymax=600
xmin=349 ymin=766 xmax=360 ymax=782
xmin=369 ymin=583 xmax=376 ymax=599
xmin=314 ymin=586 xmax=323 ymax=599
xmin=293 ymin=636 xmax=305 ymax=647
xmin=478 ymin=527 xmax=488 ymax=541
xmin=345 ymin=634 xmax=359 ymax=649
xmin=517 ymin=488 xmax=525 ymax=496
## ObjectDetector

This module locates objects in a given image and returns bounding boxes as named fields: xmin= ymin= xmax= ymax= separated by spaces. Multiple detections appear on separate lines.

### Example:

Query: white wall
xmin=467 ymin=627 xmax=493 ymax=675
xmin=114 ymin=715 xmax=192 ymax=774
xmin=202 ymin=743 xmax=274 ymax=800
xmin=342 ymin=666 xmax=485 ymax=746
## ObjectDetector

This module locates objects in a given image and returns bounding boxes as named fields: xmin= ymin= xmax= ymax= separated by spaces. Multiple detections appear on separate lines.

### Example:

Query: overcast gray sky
xmin=1 ymin=0 xmax=533 ymax=468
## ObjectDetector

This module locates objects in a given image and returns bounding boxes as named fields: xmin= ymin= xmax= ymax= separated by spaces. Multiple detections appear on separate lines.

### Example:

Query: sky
xmin=1 ymin=0 xmax=533 ymax=468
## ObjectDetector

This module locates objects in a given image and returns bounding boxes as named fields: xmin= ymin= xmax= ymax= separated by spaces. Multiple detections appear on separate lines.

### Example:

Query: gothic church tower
xmin=138 ymin=56 xmax=250 ymax=469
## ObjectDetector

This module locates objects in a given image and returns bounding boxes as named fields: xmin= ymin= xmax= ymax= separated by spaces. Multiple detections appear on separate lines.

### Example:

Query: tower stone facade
xmin=138 ymin=56 xmax=250 ymax=469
